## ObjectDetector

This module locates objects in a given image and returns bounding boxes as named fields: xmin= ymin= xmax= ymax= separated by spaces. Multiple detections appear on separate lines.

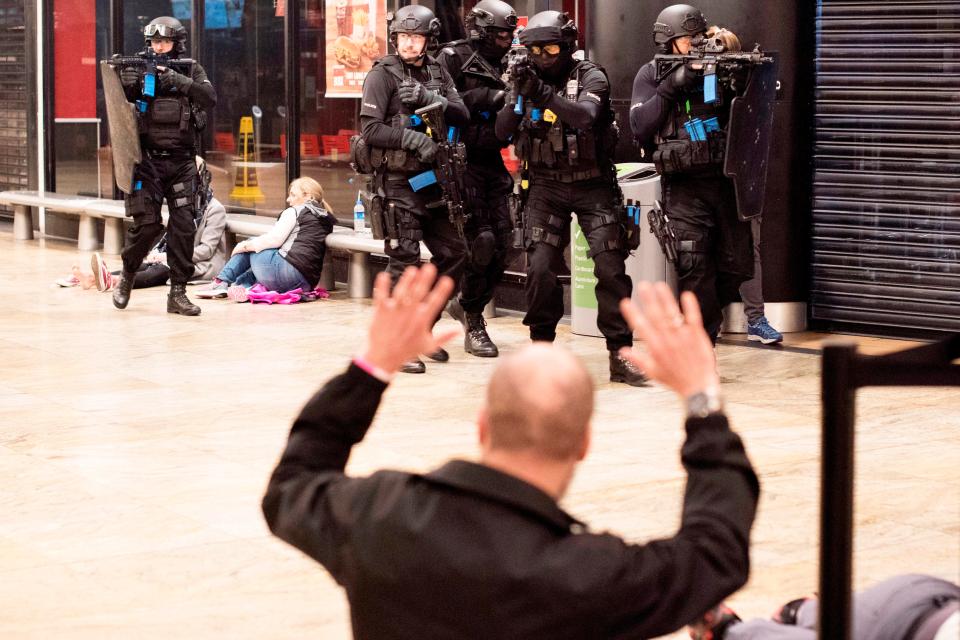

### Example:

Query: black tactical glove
xmin=401 ymin=128 xmax=438 ymax=163
xmin=517 ymin=73 xmax=553 ymax=105
xmin=657 ymin=63 xmax=699 ymax=101
xmin=159 ymin=68 xmax=194 ymax=93
xmin=120 ymin=66 xmax=140 ymax=88
xmin=399 ymin=80 xmax=448 ymax=110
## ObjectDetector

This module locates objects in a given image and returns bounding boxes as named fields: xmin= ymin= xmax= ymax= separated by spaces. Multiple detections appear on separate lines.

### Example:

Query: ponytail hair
xmin=288 ymin=176 xmax=335 ymax=214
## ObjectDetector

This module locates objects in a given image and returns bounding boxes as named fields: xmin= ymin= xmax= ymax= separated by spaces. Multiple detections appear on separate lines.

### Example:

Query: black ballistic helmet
xmin=653 ymin=4 xmax=707 ymax=52
xmin=518 ymin=10 xmax=578 ymax=49
xmin=387 ymin=5 xmax=441 ymax=49
xmin=144 ymin=16 xmax=188 ymax=56
xmin=466 ymin=0 xmax=519 ymax=40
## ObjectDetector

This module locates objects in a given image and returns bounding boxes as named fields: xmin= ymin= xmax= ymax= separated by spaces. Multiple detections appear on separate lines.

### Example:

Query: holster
xmin=509 ymin=190 xmax=525 ymax=249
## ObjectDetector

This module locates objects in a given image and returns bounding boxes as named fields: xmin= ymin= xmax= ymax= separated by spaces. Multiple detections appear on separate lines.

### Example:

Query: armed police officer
xmin=630 ymin=4 xmax=754 ymax=341
xmin=495 ymin=11 xmax=646 ymax=386
xmin=434 ymin=0 xmax=518 ymax=359
xmin=112 ymin=16 xmax=216 ymax=316
xmin=359 ymin=5 xmax=470 ymax=374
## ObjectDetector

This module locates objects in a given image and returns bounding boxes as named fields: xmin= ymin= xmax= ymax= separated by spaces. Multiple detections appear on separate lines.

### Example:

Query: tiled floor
xmin=1 ymin=229 xmax=957 ymax=639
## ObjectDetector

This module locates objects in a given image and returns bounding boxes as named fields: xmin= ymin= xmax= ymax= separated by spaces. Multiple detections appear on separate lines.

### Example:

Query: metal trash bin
xmin=571 ymin=163 xmax=677 ymax=337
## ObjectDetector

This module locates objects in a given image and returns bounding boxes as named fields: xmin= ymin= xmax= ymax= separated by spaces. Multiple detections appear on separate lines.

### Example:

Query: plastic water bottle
xmin=353 ymin=192 xmax=366 ymax=235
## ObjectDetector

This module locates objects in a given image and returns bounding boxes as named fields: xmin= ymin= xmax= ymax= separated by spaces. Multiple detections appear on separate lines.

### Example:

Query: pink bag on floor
xmin=246 ymin=283 xmax=330 ymax=305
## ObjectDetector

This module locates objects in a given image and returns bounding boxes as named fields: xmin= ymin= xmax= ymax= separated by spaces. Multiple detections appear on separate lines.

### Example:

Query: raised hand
xmin=360 ymin=265 xmax=457 ymax=374
xmin=619 ymin=282 xmax=718 ymax=398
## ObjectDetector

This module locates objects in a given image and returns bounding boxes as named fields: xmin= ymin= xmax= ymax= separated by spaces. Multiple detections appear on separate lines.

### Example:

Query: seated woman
xmin=63 ymin=157 xmax=227 ymax=291
xmin=196 ymin=177 xmax=335 ymax=302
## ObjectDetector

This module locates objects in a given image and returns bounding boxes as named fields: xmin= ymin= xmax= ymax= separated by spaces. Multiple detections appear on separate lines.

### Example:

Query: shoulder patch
xmin=363 ymin=102 xmax=378 ymax=110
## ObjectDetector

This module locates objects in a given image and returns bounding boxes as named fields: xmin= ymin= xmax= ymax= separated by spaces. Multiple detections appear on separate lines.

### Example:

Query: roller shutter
xmin=0 ymin=0 xmax=28 ymax=215
xmin=812 ymin=1 xmax=960 ymax=334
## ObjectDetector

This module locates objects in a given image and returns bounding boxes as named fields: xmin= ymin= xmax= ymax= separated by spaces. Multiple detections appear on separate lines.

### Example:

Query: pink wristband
xmin=353 ymin=355 xmax=394 ymax=383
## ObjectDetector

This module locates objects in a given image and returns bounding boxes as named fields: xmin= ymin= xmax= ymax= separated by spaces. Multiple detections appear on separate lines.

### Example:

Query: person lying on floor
xmin=61 ymin=157 xmax=227 ymax=292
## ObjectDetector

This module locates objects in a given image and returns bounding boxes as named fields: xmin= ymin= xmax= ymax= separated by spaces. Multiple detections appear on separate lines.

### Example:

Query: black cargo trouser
xmin=381 ymin=173 xmax=467 ymax=292
xmin=523 ymin=176 xmax=633 ymax=352
xmin=121 ymin=152 xmax=197 ymax=285
xmin=661 ymin=173 xmax=754 ymax=340
xmin=459 ymin=158 xmax=514 ymax=314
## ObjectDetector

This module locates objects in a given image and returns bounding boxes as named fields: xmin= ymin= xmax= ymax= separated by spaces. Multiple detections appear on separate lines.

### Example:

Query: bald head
xmin=484 ymin=344 xmax=594 ymax=461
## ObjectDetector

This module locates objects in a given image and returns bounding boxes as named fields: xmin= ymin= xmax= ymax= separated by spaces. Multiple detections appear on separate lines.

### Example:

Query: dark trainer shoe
xmin=167 ymin=283 xmax=201 ymax=316
xmin=426 ymin=348 xmax=449 ymax=363
xmin=112 ymin=270 xmax=136 ymax=309
xmin=609 ymin=352 xmax=648 ymax=387
xmin=401 ymin=358 xmax=426 ymax=374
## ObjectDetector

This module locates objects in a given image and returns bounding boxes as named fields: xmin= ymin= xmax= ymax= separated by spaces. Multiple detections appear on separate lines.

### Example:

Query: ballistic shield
xmin=723 ymin=54 xmax=778 ymax=220
xmin=100 ymin=60 xmax=142 ymax=194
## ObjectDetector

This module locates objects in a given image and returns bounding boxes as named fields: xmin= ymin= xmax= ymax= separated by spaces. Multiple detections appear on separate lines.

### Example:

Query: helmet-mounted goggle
xmin=144 ymin=23 xmax=179 ymax=38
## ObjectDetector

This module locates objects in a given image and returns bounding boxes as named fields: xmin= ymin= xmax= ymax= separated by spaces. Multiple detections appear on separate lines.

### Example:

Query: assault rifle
xmin=502 ymin=48 xmax=531 ymax=115
xmin=107 ymin=51 xmax=195 ymax=99
xmin=461 ymin=50 xmax=506 ymax=89
xmin=415 ymin=101 xmax=469 ymax=244
xmin=648 ymin=200 xmax=678 ymax=264
xmin=654 ymin=41 xmax=772 ymax=103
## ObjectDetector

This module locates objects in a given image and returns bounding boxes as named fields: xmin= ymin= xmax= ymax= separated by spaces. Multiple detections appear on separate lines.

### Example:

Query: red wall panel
xmin=54 ymin=0 xmax=97 ymax=119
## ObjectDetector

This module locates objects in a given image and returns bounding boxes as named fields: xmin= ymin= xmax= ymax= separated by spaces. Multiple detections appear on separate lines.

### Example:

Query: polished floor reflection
xmin=1 ymin=229 xmax=957 ymax=639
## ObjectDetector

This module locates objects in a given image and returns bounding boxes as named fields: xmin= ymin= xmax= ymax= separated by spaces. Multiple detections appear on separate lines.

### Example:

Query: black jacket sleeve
xmin=360 ymin=66 xmax=404 ymax=149
xmin=630 ymin=61 xmax=673 ymax=145
xmin=592 ymin=413 xmax=760 ymax=638
xmin=261 ymin=363 xmax=389 ymax=571
xmin=494 ymin=100 xmax=522 ymax=141
xmin=541 ymin=66 xmax=606 ymax=131
xmin=187 ymin=62 xmax=217 ymax=109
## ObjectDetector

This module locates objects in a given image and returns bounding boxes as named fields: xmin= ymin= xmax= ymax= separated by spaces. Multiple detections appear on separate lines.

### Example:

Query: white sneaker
xmin=195 ymin=280 xmax=229 ymax=299
xmin=91 ymin=253 xmax=112 ymax=292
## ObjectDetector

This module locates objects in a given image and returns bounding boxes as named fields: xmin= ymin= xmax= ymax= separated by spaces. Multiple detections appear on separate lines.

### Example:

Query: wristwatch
xmin=685 ymin=387 xmax=724 ymax=419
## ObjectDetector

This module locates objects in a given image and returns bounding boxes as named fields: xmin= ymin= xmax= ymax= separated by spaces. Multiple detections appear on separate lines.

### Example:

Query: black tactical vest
xmin=513 ymin=60 xmax=619 ymax=181
xmin=142 ymin=66 xmax=197 ymax=152
xmin=371 ymin=55 xmax=446 ymax=173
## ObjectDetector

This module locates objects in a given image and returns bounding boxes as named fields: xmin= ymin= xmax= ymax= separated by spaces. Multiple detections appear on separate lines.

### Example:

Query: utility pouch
xmin=349 ymin=134 xmax=375 ymax=174
xmin=150 ymin=97 xmax=183 ymax=125
xmin=622 ymin=201 xmax=642 ymax=251
xmin=566 ymin=133 xmax=579 ymax=164
xmin=653 ymin=139 xmax=694 ymax=174
xmin=690 ymin=140 xmax=710 ymax=166
xmin=708 ymin=130 xmax=727 ymax=164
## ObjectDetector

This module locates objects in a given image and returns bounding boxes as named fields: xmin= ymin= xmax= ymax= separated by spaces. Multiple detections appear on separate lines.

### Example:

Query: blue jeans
xmin=217 ymin=249 xmax=311 ymax=292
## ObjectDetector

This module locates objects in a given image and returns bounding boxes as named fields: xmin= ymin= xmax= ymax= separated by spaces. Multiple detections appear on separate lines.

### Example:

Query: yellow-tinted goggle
xmin=528 ymin=43 xmax=562 ymax=56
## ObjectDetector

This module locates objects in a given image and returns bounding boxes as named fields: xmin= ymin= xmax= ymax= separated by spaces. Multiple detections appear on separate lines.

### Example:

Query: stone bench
xmin=1 ymin=189 xmax=440 ymax=301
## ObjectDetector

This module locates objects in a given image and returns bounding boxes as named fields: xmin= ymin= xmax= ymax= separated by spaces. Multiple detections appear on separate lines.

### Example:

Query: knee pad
xmin=470 ymin=230 xmax=496 ymax=268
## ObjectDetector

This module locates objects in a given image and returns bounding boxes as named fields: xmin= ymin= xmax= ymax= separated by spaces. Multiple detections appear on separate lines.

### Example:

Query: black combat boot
xmin=464 ymin=312 xmax=498 ymax=357
xmin=448 ymin=297 xmax=498 ymax=357
xmin=426 ymin=348 xmax=449 ymax=362
xmin=112 ymin=270 xmax=136 ymax=309
xmin=401 ymin=357 xmax=426 ymax=374
xmin=167 ymin=283 xmax=201 ymax=316
xmin=609 ymin=351 xmax=648 ymax=387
